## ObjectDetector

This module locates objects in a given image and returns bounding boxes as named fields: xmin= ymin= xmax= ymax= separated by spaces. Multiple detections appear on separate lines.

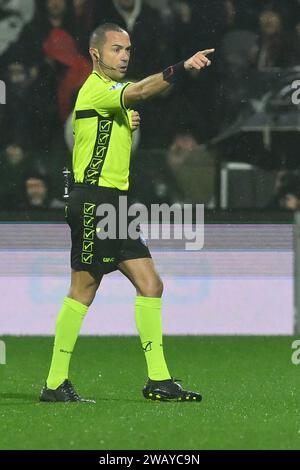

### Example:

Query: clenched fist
xmin=131 ymin=110 xmax=141 ymax=131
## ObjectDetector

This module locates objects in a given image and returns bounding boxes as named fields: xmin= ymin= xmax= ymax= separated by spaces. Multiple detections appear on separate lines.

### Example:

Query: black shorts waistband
xmin=73 ymin=183 xmax=128 ymax=195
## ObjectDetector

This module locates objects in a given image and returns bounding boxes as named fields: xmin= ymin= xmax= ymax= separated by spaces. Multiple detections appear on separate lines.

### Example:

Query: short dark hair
xmin=90 ymin=23 xmax=127 ymax=50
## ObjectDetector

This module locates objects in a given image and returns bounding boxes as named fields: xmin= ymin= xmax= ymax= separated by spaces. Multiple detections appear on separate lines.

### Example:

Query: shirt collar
xmin=92 ymin=70 xmax=113 ymax=83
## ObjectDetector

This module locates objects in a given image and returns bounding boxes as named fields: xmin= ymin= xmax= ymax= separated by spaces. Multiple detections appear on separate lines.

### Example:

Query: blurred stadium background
xmin=1 ymin=0 xmax=300 ymax=451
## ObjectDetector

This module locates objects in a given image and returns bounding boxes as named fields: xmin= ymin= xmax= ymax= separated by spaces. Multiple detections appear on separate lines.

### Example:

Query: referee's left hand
xmin=184 ymin=49 xmax=215 ymax=71
xmin=131 ymin=111 xmax=141 ymax=131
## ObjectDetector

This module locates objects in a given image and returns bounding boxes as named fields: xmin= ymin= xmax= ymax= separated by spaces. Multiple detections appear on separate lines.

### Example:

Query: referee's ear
xmin=89 ymin=48 xmax=99 ymax=63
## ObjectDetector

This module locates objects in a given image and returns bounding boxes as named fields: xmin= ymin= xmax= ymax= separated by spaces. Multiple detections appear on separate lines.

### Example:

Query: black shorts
xmin=65 ymin=184 xmax=151 ymax=275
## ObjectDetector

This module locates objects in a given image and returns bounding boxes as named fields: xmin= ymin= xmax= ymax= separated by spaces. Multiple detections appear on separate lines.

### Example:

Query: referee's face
xmin=100 ymin=31 xmax=132 ymax=81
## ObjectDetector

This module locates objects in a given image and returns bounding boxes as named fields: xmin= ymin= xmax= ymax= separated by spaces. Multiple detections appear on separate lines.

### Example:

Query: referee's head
xmin=89 ymin=23 xmax=132 ymax=81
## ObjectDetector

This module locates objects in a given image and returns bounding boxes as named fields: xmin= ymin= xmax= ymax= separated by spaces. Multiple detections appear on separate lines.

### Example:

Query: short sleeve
xmin=92 ymin=81 xmax=132 ymax=114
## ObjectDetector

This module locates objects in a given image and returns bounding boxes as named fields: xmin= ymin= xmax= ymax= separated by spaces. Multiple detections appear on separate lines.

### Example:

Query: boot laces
xmin=64 ymin=380 xmax=80 ymax=400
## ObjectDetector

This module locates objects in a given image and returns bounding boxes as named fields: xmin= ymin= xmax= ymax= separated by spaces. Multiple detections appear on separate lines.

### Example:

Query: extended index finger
xmin=200 ymin=49 xmax=215 ymax=56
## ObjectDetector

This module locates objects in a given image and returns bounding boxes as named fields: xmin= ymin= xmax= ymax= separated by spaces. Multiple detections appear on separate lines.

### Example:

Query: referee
xmin=40 ymin=23 xmax=214 ymax=403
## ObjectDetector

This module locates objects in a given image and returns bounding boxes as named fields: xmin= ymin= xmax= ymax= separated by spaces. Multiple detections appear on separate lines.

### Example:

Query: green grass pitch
xmin=0 ymin=336 xmax=300 ymax=450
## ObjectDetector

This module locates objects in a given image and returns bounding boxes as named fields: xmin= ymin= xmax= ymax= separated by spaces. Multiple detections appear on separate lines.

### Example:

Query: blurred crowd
xmin=0 ymin=0 xmax=300 ymax=211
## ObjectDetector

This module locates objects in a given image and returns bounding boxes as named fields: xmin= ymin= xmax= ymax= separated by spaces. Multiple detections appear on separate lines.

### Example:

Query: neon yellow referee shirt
xmin=72 ymin=71 xmax=133 ymax=190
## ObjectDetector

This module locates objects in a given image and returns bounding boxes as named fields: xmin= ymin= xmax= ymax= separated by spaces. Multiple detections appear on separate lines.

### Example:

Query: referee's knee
xmin=68 ymin=286 xmax=97 ymax=307
xmin=137 ymin=278 xmax=164 ymax=298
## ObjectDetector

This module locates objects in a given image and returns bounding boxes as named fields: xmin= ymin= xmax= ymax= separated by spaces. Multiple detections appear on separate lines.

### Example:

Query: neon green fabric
xmin=135 ymin=296 xmax=171 ymax=381
xmin=46 ymin=297 xmax=88 ymax=389
xmin=72 ymin=71 xmax=133 ymax=190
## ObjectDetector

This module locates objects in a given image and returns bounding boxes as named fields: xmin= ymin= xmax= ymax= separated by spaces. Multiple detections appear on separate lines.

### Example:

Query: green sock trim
xmin=64 ymin=296 xmax=88 ymax=316
xmin=135 ymin=296 xmax=162 ymax=309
